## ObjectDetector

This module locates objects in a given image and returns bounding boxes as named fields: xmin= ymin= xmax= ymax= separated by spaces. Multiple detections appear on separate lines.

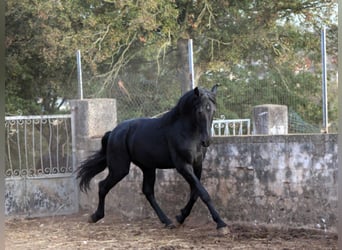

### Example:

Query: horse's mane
xmin=159 ymin=87 xmax=216 ymax=126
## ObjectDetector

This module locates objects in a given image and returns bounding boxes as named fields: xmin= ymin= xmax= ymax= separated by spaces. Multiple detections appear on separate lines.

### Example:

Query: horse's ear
xmin=211 ymin=84 xmax=219 ymax=94
xmin=194 ymin=87 xmax=200 ymax=96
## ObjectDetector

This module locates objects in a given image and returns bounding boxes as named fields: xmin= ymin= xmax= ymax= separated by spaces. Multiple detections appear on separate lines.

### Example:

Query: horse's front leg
xmin=176 ymin=164 xmax=227 ymax=231
xmin=142 ymin=169 xmax=175 ymax=228
xmin=176 ymin=164 xmax=202 ymax=224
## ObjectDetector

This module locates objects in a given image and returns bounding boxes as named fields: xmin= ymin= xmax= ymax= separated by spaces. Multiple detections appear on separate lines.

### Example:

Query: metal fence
xmin=212 ymin=117 xmax=251 ymax=136
xmin=5 ymin=115 xmax=74 ymax=177
xmin=83 ymin=42 xmax=337 ymax=134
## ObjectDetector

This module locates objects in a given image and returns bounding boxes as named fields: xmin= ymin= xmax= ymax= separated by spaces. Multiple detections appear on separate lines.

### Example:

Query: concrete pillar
xmin=70 ymin=99 xmax=117 ymax=139
xmin=70 ymin=98 xmax=117 ymax=167
xmin=252 ymin=104 xmax=288 ymax=135
xmin=70 ymin=98 xmax=117 ymax=211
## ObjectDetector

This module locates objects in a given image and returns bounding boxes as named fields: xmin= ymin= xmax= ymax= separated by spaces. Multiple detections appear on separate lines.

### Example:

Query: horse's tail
xmin=76 ymin=131 xmax=111 ymax=193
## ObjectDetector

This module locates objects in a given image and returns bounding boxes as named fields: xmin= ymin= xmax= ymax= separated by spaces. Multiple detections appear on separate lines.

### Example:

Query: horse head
xmin=193 ymin=85 xmax=218 ymax=147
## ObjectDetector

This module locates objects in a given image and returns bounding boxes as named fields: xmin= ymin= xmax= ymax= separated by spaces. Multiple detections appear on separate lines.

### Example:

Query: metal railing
xmin=5 ymin=115 xmax=74 ymax=177
xmin=212 ymin=116 xmax=251 ymax=136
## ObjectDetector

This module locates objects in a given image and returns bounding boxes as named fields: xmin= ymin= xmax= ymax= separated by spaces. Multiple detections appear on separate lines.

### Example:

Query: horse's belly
xmin=131 ymin=147 xmax=174 ymax=169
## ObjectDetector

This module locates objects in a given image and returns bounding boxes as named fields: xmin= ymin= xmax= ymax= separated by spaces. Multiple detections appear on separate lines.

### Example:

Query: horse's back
xmin=128 ymin=118 xmax=175 ymax=169
xmin=107 ymin=118 xmax=174 ymax=169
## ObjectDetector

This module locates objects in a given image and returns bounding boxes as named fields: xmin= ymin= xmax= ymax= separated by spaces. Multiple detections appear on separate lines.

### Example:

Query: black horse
xmin=76 ymin=85 xmax=227 ymax=232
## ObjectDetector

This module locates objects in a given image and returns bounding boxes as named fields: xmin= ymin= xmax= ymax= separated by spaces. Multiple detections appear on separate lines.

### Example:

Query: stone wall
xmin=5 ymin=99 xmax=117 ymax=218
xmin=6 ymin=99 xmax=336 ymax=230
xmin=205 ymin=135 xmax=337 ymax=231
xmin=71 ymin=99 xmax=337 ymax=231
xmin=78 ymin=133 xmax=337 ymax=232
xmin=5 ymin=175 xmax=78 ymax=217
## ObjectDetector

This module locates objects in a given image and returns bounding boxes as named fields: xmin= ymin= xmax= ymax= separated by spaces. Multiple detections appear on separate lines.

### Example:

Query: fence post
xmin=252 ymin=104 xmax=288 ymax=135
xmin=188 ymin=39 xmax=195 ymax=89
xmin=76 ymin=50 xmax=83 ymax=100
xmin=70 ymin=98 xmax=117 ymax=210
xmin=321 ymin=28 xmax=328 ymax=133
xmin=70 ymin=98 xmax=117 ymax=165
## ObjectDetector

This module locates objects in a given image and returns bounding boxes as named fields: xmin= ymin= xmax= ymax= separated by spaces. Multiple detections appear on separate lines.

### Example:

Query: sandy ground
xmin=5 ymin=212 xmax=337 ymax=250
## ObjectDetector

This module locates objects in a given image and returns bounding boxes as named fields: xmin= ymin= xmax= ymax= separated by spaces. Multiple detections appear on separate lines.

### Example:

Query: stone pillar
xmin=70 ymin=99 xmax=117 ymax=211
xmin=252 ymin=104 xmax=288 ymax=135
xmin=70 ymin=98 xmax=117 ymax=164
xmin=70 ymin=99 xmax=117 ymax=139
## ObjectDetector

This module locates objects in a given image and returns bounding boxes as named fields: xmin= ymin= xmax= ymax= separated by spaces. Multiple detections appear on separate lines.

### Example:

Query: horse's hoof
xmin=88 ymin=215 xmax=97 ymax=223
xmin=217 ymin=226 xmax=230 ymax=236
xmin=88 ymin=216 xmax=94 ymax=223
xmin=174 ymin=220 xmax=182 ymax=228
xmin=175 ymin=215 xmax=184 ymax=224
xmin=165 ymin=223 xmax=176 ymax=229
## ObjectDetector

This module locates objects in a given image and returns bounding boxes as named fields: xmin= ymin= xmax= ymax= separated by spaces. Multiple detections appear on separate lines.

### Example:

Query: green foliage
xmin=5 ymin=0 xmax=338 ymax=131
xmin=6 ymin=0 xmax=79 ymax=114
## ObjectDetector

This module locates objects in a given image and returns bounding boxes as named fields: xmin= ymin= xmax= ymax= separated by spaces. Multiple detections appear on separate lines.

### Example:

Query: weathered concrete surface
xmin=5 ymin=175 xmax=78 ymax=217
xmin=206 ymin=135 xmax=337 ymax=231
xmin=70 ymin=99 xmax=117 ymax=139
xmin=72 ymin=98 xmax=121 ymax=219
xmin=252 ymin=105 xmax=288 ymax=135
xmin=79 ymin=134 xmax=337 ymax=232
xmin=70 ymin=98 xmax=117 ymax=176
xmin=7 ymin=98 xmax=336 ymax=233
xmin=5 ymin=99 xmax=117 ymax=218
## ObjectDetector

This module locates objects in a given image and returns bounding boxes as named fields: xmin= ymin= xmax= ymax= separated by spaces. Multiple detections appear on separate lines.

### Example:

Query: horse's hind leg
xmin=90 ymin=162 xmax=130 ymax=223
xmin=142 ymin=169 xmax=174 ymax=228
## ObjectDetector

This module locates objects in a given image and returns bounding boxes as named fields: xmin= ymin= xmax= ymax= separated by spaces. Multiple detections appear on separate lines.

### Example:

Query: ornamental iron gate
xmin=5 ymin=114 xmax=78 ymax=217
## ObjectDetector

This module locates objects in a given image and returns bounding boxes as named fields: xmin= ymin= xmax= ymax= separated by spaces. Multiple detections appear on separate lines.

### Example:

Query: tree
xmin=5 ymin=0 xmax=81 ymax=114
xmin=6 ymin=0 xmax=337 ymax=130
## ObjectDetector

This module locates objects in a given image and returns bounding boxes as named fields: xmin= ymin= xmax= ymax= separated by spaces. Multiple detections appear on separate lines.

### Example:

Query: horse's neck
xmin=160 ymin=108 xmax=200 ymax=134
xmin=176 ymin=115 xmax=199 ymax=134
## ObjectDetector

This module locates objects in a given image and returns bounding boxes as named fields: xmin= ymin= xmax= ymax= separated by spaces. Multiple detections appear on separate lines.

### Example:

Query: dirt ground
xmin=5 ymin=212 xmax=337 ymax=250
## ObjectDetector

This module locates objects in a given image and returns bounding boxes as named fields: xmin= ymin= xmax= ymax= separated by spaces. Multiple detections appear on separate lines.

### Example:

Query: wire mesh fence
xmin=81 ymin=33 xmax=337 ymax=134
